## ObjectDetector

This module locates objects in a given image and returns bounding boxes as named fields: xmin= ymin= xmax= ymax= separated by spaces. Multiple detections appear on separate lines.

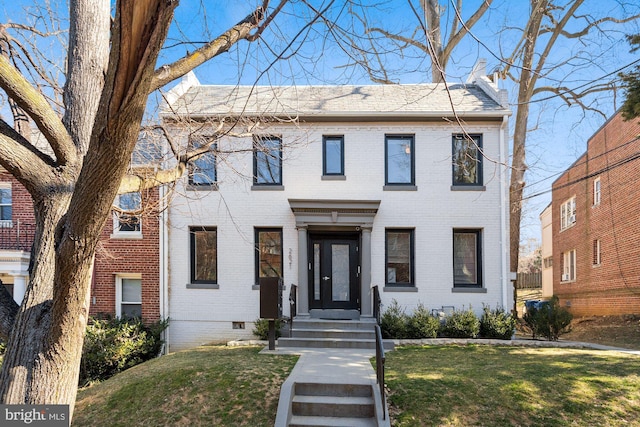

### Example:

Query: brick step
xmin=292 ymin=318 xmax=377 ymax=331
xmin=295 ymin=382 xmax=372 ymax=398
xmin=288 ymin=414 xmax=377 ymax=427
xmin=292 ymin=395 xmax=375 ymax=418
xmin=278 ymin=337 xmax=394 ymax=350
xmin=291 ymin=328 xmax=375 ymax=340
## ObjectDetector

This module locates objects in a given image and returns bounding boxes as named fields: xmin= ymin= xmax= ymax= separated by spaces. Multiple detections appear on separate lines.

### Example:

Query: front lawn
xmin=73 ymin=345 xmax=298 ymax=426
xmin=385 ymin=345 xmax=640 ymax=426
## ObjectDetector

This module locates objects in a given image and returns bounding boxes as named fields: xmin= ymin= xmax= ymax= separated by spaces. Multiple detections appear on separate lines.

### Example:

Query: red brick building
xmin=0 ymin=171 xmax=162 ymax=322
xmin=552 ymin=111 xmax=640 ymax=316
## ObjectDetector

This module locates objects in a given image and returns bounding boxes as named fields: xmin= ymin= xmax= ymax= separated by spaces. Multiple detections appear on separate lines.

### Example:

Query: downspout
xmin=159 ymin=182 xmax=169 ymax=353
xmin=500 ymin=114 xmax=510 ymax=310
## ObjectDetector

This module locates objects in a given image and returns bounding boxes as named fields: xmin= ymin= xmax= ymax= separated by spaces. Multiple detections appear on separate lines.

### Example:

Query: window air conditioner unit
xmin=561 ymin=274 xmax=570 ymax=281
xmin=568 ymin=215 xmax=576 ymax=223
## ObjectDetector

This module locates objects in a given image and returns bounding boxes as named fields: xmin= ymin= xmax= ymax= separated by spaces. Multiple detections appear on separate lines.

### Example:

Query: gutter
xmin=499 ymin=114 xmax=510 ymax=310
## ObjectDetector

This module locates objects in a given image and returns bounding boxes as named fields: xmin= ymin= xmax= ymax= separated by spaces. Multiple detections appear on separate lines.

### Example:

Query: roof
xmin=163 ymin=75 xmax=510 ymax=122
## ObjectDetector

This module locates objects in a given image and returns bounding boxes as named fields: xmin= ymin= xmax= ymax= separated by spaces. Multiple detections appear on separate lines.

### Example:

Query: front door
xmin=309 ymin=234 xmax=359 ymax=310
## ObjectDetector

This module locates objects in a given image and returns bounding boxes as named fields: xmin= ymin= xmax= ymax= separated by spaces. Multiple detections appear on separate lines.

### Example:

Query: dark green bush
xmin=479 ymin=305 xmax=516 ymax=340
xmin=407 ymin=303 xmax=439 ymax=339
xmin=441 ymin=307 xmax=480 ymax=338
xmin=524 ymin=296 xmax=572 ymax=341
xmin=252 ymin=318 xmax=284 ymax=340
xmin=80 ymin=317 xmax=168 ymax=386
xmin=380 ymin=299 xmax=410 ymax=339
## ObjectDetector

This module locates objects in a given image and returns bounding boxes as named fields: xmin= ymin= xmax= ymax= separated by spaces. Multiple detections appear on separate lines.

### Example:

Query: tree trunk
xmin=509 ymin=0 xmax=548 ymax=314
xmin=0 ymin=192 xmax=92 ymax=413
xmin=0 ymin=1 xmax=177 ymax=419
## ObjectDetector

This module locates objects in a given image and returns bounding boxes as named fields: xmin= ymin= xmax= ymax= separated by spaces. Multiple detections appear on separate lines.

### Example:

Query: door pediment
xmin=288 ymin=199 xmax=380 ymax=227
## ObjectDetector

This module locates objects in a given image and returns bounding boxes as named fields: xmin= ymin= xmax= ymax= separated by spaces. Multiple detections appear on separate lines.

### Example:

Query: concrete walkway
xmin=262 ymin=347 xmax=389 ymax=426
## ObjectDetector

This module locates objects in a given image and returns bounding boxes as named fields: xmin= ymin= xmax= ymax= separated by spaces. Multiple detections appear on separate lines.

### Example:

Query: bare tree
xmin=503 ymin=1 xmax=640 ymax=311
xmin=0 ymin=0 xmax=289 ymax=416
xmin=324 ymin=0 xmax=640 ymax=313
xmin=312 ymin=0 xmax=493 ymax=83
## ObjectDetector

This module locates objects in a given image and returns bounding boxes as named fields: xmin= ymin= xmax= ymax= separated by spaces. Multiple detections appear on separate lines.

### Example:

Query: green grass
xmin=385 ymin=345 xmax=640 ymax=426
xmin=72 ymin=343 xmax=640 ymax=426
xmin=73 ymin=345 xmax=298 ymax=427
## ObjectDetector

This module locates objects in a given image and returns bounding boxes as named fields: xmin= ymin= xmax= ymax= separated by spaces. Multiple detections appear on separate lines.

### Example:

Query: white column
xmin=12 ymin=274 xmax=27 ymax=305
xmin=360 ymin=227 xmax=372 ymax=316
xmin=296 ymin=225 xmax=309 ymax=316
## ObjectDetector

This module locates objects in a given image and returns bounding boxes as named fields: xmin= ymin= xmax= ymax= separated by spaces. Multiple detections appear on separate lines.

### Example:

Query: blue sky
xmin=2 ymin=0 xmax=640 ymax=245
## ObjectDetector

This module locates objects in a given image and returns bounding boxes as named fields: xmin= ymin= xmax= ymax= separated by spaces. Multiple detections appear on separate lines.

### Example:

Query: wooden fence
xmin=516 ymin=272 xmax=542 ymax=289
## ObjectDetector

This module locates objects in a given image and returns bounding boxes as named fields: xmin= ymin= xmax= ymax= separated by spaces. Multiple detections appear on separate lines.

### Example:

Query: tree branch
xmin=149 ymin=6 xmax=266 ymax=92
xmin=0 ymin=120 xmax=58 ymax=190
xmin=544 ymin=13 xmax=640 ymax=38
xmin=367 ymin=27 xmax=430 ymax=54
xmin=0 ymin=55 xmax=76 ymax=166
xmin=443 ymin=0 xmax=493 ymax=65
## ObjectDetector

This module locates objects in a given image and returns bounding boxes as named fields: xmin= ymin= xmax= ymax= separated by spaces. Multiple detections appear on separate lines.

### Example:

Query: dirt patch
xmin=561 ymin=315 xmax=640 ymax=350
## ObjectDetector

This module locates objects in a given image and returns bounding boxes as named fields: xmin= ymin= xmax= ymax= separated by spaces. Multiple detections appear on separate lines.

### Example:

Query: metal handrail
xmin=289 ymin=284 xmax=297 ymax=338
xmin=373 ymin=285 xmax=382 ymax=325
xmin=374 ymin=323 xmax=387 ymax=420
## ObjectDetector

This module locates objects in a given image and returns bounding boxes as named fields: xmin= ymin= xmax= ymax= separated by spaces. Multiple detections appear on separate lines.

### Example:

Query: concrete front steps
xmin=278 ymin=318 xmax=395 ymax=351
xmin=288 ymin=382 xmax=378 ymax=427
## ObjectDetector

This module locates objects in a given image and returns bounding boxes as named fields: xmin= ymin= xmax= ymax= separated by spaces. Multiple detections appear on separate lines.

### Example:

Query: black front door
xmin=309 ymin=234 xmax=359 ymax=310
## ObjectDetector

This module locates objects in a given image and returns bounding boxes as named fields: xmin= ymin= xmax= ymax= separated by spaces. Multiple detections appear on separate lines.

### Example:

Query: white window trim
xmin=593 ymin=177 xmax=601 ymax=206
xmin=561 ymin=250 xmax=576 ymax=282
xmin=0 ymin=182 xmax=12 ymax=224
xmin=560 ymin=196 xmax=576 ymax=231
xmin=115 ymin=273 xmax=142 ymax=318
xmin=111 ymin=193 xmax=142 ymax=239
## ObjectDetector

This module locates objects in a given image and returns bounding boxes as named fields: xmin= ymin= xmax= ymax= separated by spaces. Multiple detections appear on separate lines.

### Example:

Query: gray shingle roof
xmin=165 ymin=82 xmax=510 ymax=120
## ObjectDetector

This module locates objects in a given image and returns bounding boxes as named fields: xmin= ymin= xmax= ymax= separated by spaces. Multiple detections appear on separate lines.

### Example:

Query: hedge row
xmin=381 ymin=301 xmax=516 ymax=340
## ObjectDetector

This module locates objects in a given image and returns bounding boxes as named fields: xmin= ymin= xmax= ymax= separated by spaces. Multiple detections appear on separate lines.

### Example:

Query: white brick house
xmin=162 ymin=63 xmax=512 ymax=351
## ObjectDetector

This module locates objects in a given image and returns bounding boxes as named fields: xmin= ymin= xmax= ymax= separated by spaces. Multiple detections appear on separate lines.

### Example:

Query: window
xmin=452 ymin=134 xmax=482 ymax=186
xmin=323 ymin=135 xmax=344 ymax=176
xmin=385 ymin=135 xmax=414 ymax=185
xmin=255 ymin=229 xmax=283 ymax=286
xmin=114 ymin=192 xmax=141 ymax=234
xmin=254 ymin=136 xmax=282 ymax=185
xmin=116 ymin=275 xmax=142 ymax=318
xmin=562 ymin=249 xmax=576 ymax=282
xmin=188 ymin=138 xmax=217 ymax=186
xmin=0 ymin=183 xmax=11 ymax=222
xmin=593 ymin=177 xmax=601 ymax=206
xmin=560 ymin=197 xmax=576 ymax=230
xmin=385 ymin=229 xmax=414 ymax=286
xmin=453 ymin=230 xmax=482 ymax=288
xmin=190 ymin=227 xmax=217 ymax=284
xmin=543 ymin=256 xmax=553 ymax=269
xmin=593 ymin=239 xmax=601 ymax=266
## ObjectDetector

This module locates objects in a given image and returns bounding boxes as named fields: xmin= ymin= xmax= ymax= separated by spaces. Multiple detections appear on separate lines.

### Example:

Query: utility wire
xmin=521 ymin=136 xmax=640 ymax=201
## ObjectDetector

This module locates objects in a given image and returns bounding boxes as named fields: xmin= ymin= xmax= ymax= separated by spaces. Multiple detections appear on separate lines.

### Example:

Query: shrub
xmin=480 ymin=305 xmax=516 ymax=340
xmin=80 ymin=316 xmax=168 ymax=386
xmin=441 ymin=307 xmax=480 ymax=338
xmin=407 ymin=303 xmax=439 ymax=339
xmin=523 ymin=304 xmax=544 ymax=339
xmin=380 ymin=299 xmax=410 ymax=339
xmin=252 ymin=318 xmax=284 ymax=340
xmin=523 ymin=296 xmax=572 ymax=341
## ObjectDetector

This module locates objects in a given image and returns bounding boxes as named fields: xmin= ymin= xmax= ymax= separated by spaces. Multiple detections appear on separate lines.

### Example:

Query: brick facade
xmin=552 ymin=111 xmax=640 ymax=316
xmin=0 ymin=173 xmax=161 ymax=322
xmin=91 ymin=187 xmax=161 ymax=321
